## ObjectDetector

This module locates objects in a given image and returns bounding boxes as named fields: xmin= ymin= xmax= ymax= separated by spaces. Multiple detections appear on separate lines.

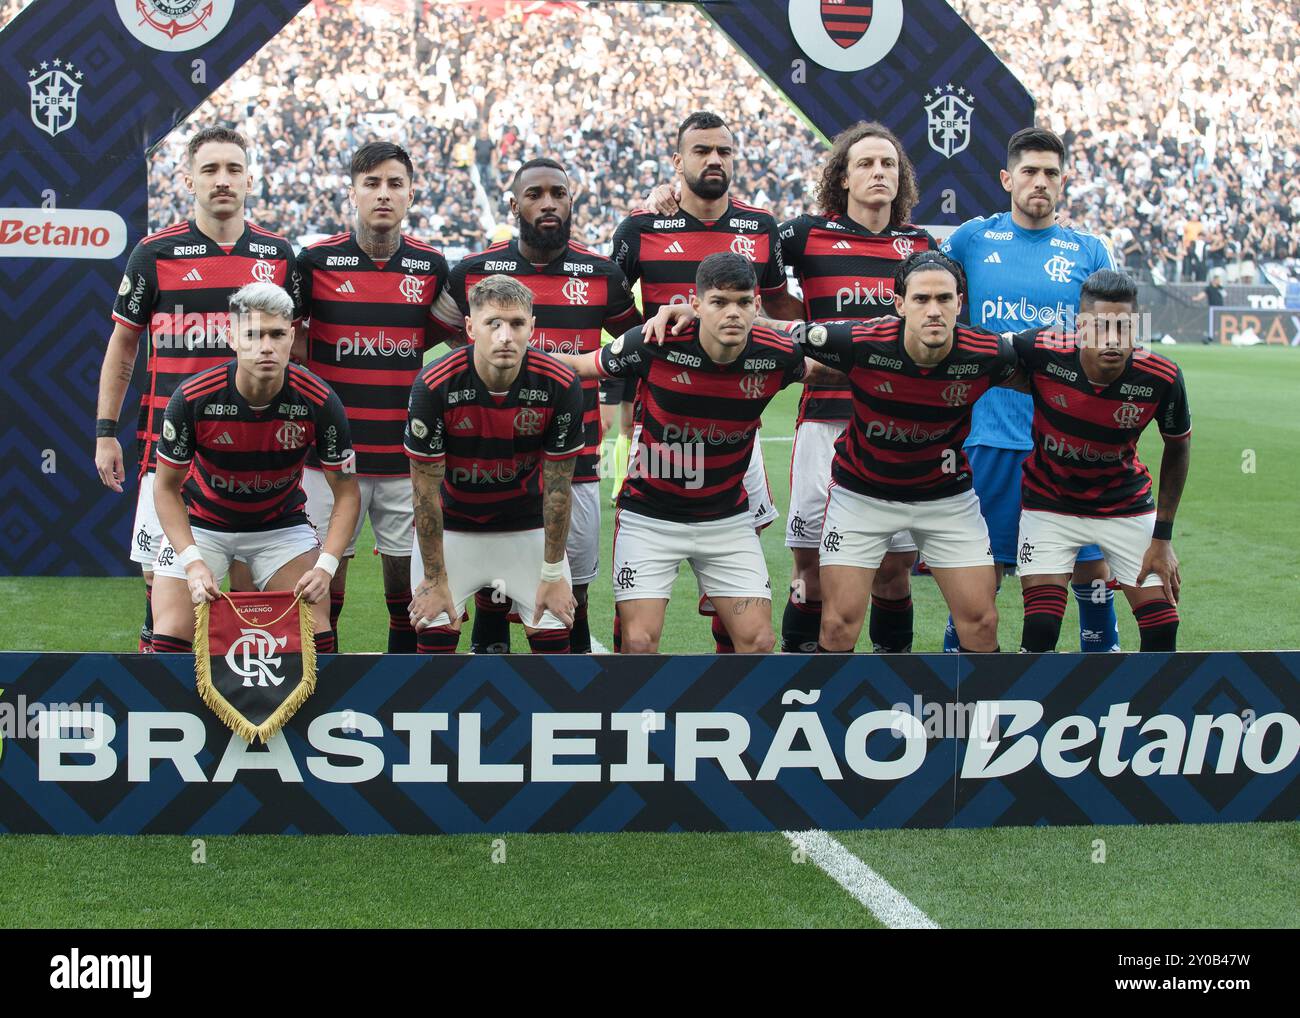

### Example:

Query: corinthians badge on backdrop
xmin=194 ymin=590 xmax=317 ymax=743
xmin=926 ymin=84 xmax=976 ymax=159
xmin=787 ymin=0 xmax=904 ymax=73
xmin=28 ymin=60 xmax=83 ymax=138
xmin=116 ymin=0 xmax=235 ymax=52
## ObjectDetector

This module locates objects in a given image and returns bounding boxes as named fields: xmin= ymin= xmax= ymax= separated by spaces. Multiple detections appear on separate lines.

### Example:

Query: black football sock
xmin=470 ymin=588 xmax=511 ymax=653
xmin=527 ymin=629 xmax=571 ymax=654
xmin=1134 ymin=599 xmax=1179 ymax=651
xmin=781 ymin=594 xmax=822 ymax=653
xmin=569 ymin=594 xmax=591 ymax=654
xmin=329 ymin=589 xmax=345 ymax=631
xmin=140 ymin=583 xmax=154 ymax=653
xmin=1020 ymin=584 xmax=1068 ymax=652
xmin=314 ymin=630 xmax=337 ymax=654
xmin=711 ymin=614 xmax=735 ymax=654
xmin=385 ymin=592 xmax=417 ymax=653
xmin=150 ymin=633 xmax=192 ymax=654
xmin=869 ymin=594 xmax=914 ymax=653
xmin=417 ymin=625 xmax=459 ymax=654
xmin=612 ymin=613 xmax=623 ymax=653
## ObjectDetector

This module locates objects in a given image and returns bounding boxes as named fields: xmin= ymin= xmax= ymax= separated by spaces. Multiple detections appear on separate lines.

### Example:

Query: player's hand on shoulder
xmin=94 ymin=438 xmax=125 ymax=493
xmin=410 ymin=578 xmax=456 ymax=632
xmin=645 ymin=181 xmax=680 ymax=216
xmin=534 ymin=578 xmax=576 ymax=628
xmin=1137 ymin=539 xmax=1180 ymax=605
xmin=644 ymin=303 xmax=696 ymax=344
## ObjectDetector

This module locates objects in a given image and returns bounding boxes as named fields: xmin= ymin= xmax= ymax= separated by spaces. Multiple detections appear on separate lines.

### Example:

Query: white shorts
xmin=567 ymin=480 xmax=600 ymax=585
xmin=152 ymin=523 xmax=321 ymax=590
xmin=1017 ymin=510 xmax=1161 ymax=588
xmin=130 ymin=472 xmax=164 ymax=568
xmin=302 ymin=467 xmax=413 ymax=558
xmin=410 ymin=527 xmax=571 ymax=630
xmin=745 ymin=431 xmax=779 ymax=531
xmin=820 ymin=484 xmax=992 ymax=571
xmin=612 ymin=508 xmax=772 ymax=603
xmin=786 ymin=422 xmax=915 ymax=554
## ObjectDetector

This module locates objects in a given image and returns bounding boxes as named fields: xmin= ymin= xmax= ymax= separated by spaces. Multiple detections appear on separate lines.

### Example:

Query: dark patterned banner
xmin=697 ymin=0 xmax=1034 ymax=225
xmin=0 ymin=652 xmax=1294 ymax=834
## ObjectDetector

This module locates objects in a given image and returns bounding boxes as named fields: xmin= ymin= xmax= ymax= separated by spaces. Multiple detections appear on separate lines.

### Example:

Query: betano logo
xmin=28 ymin=699 xmax=1298 ymax=785
xmin=0 ymin=209 xmax=127 ymax=259
xmin=788 ymin=0 xmax=904 ymax=72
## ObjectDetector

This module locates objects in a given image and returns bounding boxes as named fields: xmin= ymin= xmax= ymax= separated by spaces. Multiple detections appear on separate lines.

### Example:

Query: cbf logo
xmin=400 ymin=275 xmax=425 ymax=304
xmin=730 ymin=234 xmax=757 ymax=260
xmin=788 ymin=0 xmax=903 ymax=72
xmin=224 ymin=628 xmax=287 ymax=688
xmin=27 ymin=60 xmax=82 ymax=138
xmin=925 ymin=84 xmax=975 ymax=159
xmin=116 ymin=0 xmax=235 ymax=53
xmin=1113 ymin=402 xmax=1143 ymax=428
xmin=562 ymin=276 xmax=590 ymax=306
xmin=1044 ymin=255 xmax=1075 ymax=284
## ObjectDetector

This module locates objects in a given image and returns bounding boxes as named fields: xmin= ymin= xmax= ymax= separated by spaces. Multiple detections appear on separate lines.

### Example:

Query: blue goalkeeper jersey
xmin=942 ymin=211 xmax=1116 ymax=450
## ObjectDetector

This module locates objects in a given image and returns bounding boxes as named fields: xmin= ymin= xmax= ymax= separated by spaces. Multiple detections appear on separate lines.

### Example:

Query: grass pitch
xmin=1 ymin=345 xmax=1297 ymax=928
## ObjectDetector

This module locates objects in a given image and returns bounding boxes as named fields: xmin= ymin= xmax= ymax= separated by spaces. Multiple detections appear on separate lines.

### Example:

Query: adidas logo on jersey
xmin=875 ymin=380 xmax=894 ymax=393
xmin=672 ymin=371 xmax=692 ymax=385
xmin=663 ymin=240 xmax=685 ymax=254
xmin=182 ymin=268 xmax=203 ymax=282
xmin=1051 ymin=393 xmax=1068 ymax=408
xmin=984 ymin=252 xmax=1002 ymax=264
xmin=454 ymin=418 xmax=475 ymax=431
xmin=831 ymin=240 xmax=852 ymax=250
xmin=335 ymin=280 xmax=355 ymax=294
xmin=213 ymin=431 xmax=234 ymax=445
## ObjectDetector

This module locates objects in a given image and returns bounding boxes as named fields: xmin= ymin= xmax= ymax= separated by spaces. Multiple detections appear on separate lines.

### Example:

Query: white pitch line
xmin=759 ymin=435 xmax=793 ymax=442
xmin=784 ymin=829 xmax=939 ymax=929
xmin=591 ymin=635 xmax=611 ymax=654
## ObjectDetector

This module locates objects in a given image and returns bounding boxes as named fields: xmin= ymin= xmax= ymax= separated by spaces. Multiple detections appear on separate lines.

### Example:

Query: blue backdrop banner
xmin=1 ymin=652 xmax=1295 ymax=834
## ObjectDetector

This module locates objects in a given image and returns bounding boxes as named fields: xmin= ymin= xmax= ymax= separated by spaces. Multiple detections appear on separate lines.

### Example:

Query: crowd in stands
xmin=4 ymin=0 xmax=1296 ymax=281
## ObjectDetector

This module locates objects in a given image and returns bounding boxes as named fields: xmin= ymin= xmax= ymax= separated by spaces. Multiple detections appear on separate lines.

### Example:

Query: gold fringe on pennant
xmin=193 ymin=596 xmax=318 ymax=745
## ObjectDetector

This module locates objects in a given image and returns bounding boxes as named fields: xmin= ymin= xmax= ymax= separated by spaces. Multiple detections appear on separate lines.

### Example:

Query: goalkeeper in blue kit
xmin=941 ymin=128 xmax=1121 ymax=652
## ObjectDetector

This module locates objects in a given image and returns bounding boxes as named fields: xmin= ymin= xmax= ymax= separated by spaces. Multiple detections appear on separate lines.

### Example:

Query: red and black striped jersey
xmin=429 ymin=239 xmax=638 ymax=483
xmin=111 ymin=219 xmax=301 ymax=475
xmin=803 ymin=318 xmax=1018 ymax=501
xmin=299 ymin=232 xmax=450 ymax=476
xmin=404 ymin=346 xmax=584 ymax=532
xmin=597 ymin=322 xmax=806 ymax=523
xmin=609 ymin=200 xmax=786 ymax=320
xmin=1013 ymin=329 xmax=1192 ymax=516
xmin=780 ymin=214 xmax=934 ymax=425
xmin=155 ymin=362 xmax=352 ymax=533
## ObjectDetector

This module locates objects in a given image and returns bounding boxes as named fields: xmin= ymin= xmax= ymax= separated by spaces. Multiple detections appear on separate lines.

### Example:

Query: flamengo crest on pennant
xmin=925 ymin=84 xmax=975 ymax=159
xmin=28 ymin=61 xmax=82 ymax=138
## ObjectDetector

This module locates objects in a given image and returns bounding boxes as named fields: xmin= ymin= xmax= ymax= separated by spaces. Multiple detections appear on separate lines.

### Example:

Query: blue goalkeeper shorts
xmin=967 ymin=445 xmax=1103 ymax=567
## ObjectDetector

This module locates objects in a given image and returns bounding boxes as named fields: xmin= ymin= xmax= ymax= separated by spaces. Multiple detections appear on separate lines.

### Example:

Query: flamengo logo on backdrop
xmin=0 ymin=209 xmax=128 ymax=259
xmin=116 ymin=0 xmax=235 ymax=53
xmin=787 ymin=0 xmax=904 ymax=72
xmin=29 ymin=699 xmax=1300 ymax=785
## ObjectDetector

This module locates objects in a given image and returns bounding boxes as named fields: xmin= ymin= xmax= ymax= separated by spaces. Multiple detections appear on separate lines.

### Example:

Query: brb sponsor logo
xmin=788 ymin=0 xmax=903 ymax=72
xmin=336 ymin=330 xmax=417 ymax=359
xmin=0 ymin=209 xmax=127 ymax=259
xmin=116 ymin=0 xmax=235 ymax=52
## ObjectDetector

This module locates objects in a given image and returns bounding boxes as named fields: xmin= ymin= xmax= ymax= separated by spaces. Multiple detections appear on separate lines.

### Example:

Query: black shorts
xmin=599 ymin=377 xmax=626 ymax=405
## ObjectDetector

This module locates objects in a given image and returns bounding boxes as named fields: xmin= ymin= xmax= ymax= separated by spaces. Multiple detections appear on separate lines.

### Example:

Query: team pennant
xmin=194 ymin=590 xmax=316 ymax=744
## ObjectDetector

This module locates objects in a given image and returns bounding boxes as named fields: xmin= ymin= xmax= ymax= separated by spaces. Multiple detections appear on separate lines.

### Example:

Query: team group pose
xmin=96 ymin=115 xmax=1190 ymax=655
